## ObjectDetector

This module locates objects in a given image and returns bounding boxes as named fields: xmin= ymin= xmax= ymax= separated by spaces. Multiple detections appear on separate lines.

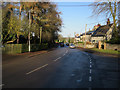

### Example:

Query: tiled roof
xmin=92 ymin=24 xmax=113 ymax=37
xmin=80 ymin=30 xmax=95 ymax=36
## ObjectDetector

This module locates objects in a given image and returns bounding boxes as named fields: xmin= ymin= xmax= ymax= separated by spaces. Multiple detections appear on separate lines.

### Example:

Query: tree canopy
xmin=2 ymin=1 xmax=62 ymax=44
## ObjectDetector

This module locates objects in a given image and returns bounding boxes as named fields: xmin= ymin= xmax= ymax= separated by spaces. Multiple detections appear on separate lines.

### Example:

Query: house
xmin=74 ymin=34 xmax=80 ymax=42
xmin=91 ymin=24 xmax=113 ymax=43
xmin=80 ymin=24 xmax=100 ymax=42
xmin=80 ymin=30 xmax=95 ymax=42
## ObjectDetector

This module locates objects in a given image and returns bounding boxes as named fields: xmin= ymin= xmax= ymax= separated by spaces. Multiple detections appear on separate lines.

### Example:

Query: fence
xmin=2 ymin=43 xmax=48 ymax=54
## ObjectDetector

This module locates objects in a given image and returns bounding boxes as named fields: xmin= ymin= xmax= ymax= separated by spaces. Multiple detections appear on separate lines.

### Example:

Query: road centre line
xmin=89 ymin=76 xmax=92 ymax=82
xmin=54 ymin=57 xmax=61 ymax=62
xmin=26 ymin=48 xmax=68 ymax=74
xmin=65 ymin=51 xmax=67 ymax=53
xmin=89 ymin=69 xmax=92 ymax=74
xmin=54 ymin=49 xmax=68 ymax=62
xmin=26 ymin=64 xmax=48 ymax=75
xmin=90 ymin=65 xmax=92 ymax=68
xmin=63 ymin=54 xmax=66 ymax=56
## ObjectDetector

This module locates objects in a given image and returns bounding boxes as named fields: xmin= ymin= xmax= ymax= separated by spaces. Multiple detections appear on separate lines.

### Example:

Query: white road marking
xmin=63 ymin=53 xmax=66 ymax=56
xmin=65 ymin=49 xmax=68 ymax=53
xmin=90 ymin=65 xmax=92 ymax=68
xmin=89 ymin=76 xmax=92 ymax=82
xmin=54 ymin=59 xmax=58 ymax=62
xmin=90 ymin=62 xmax=92 ymax=64
xmin=58 ymin=57 xmax=61 ymax=59
xmin=26 ymin=64 xmax=48 ymax=75
xmin=89 ymin=69 xmax=92 ymax=74
xmin=54 ymin=48 xmax=68 ymax=62
xmin=71 ymin=74 xmax=75 ymax=77
xmin=54 ymin=57 xmax=61 ymax=62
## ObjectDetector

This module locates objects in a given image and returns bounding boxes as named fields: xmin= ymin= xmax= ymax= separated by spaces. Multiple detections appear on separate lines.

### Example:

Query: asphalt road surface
xmin=2 ymin=46 xmax=120 ymax=88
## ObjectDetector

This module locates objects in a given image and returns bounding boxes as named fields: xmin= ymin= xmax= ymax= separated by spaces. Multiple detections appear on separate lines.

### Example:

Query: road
xmin=2 ymin=46 xmax=120 ymax=88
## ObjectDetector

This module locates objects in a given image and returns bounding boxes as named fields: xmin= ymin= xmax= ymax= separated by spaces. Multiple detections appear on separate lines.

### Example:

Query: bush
xmin=106 ymin=37 xmax=120 ymax=44
xmin=78 ymin=41 xmax=84 ymax=43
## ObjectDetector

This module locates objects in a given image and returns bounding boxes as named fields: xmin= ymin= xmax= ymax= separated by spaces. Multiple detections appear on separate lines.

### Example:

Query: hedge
xmin=2 ymin=43 xmax=48 ymax=54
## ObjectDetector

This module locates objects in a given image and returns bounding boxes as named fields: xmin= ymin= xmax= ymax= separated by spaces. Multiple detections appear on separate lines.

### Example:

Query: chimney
xmin=107 ymin=18 xmax=110 ymax=25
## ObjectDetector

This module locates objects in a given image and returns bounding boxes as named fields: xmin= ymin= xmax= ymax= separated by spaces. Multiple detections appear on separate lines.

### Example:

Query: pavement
xmin=2 ymin=47 xmax=57 ymax=61
xmin=1 ymin=46 xmax=120 ymax=88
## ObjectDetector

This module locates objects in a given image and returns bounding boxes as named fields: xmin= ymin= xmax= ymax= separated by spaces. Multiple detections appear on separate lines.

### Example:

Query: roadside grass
xmin=91 ymin=48 xmax=120 ymax=55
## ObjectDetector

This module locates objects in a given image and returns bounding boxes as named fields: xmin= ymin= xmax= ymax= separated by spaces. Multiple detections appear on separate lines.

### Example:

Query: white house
xmin=91 ymin=24 xmax=113 ymax=43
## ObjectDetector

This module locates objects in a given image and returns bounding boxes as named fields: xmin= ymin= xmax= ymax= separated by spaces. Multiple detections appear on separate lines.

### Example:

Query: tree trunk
xmin=17 ymin=5 xmax=22 ymax=44
xmin=17 ymin=34 xmax=19 ymax=44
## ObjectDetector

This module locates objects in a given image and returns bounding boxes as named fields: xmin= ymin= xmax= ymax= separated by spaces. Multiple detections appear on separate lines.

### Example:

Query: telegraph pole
xmin=40 ymin=27 xmax=42 ymax=44
xmin=28 ymin=10 xmax=31 ymax=52
xmin=84 ymin=24 xmax=87 ymax=48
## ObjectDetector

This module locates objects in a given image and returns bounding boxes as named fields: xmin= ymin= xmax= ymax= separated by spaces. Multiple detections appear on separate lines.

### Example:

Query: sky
xmin=55 ymin=2 xmax=111 ymax=37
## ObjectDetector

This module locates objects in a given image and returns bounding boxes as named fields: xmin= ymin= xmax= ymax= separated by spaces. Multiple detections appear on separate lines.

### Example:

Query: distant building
xmin=80 ymin=30 xmax=95 ymax=42
xmin=74 ymin=34 xmax=80 ymax=42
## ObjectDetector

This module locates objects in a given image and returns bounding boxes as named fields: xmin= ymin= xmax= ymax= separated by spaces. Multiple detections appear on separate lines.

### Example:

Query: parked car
xmin=69 ymin=43 xmax=75 ymax=49
xmin=60 ymin=42 xmax=64 ymax=47
xmin=66 ymin=43 xmax=69 ymax=46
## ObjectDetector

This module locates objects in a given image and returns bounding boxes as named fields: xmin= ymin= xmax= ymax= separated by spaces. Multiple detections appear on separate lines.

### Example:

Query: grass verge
xmin=91 ymin=48 xmax=120 ymax=55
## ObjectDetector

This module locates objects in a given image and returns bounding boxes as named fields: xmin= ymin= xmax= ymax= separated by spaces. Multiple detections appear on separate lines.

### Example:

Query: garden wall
xmin=75 ymin=43 xmax=96 ymax=48
xmin=106 ymin=43 xmax=120 ymax=51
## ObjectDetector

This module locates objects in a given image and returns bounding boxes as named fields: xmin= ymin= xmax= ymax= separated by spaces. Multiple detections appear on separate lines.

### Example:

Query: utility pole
xmin=40 ymin=27 xmax=42 ymax=44
xmin=74 ymin=32 xmax=76 ymax=43
xmin=84 ymin=24 xmax=87 ymax=48
xmin=28 ymin=10 xmax=31 ymax=52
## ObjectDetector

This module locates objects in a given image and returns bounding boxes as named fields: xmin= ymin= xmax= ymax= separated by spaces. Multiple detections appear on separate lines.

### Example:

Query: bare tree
xmin=90 ymin=0 xmax=118 ymax=37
